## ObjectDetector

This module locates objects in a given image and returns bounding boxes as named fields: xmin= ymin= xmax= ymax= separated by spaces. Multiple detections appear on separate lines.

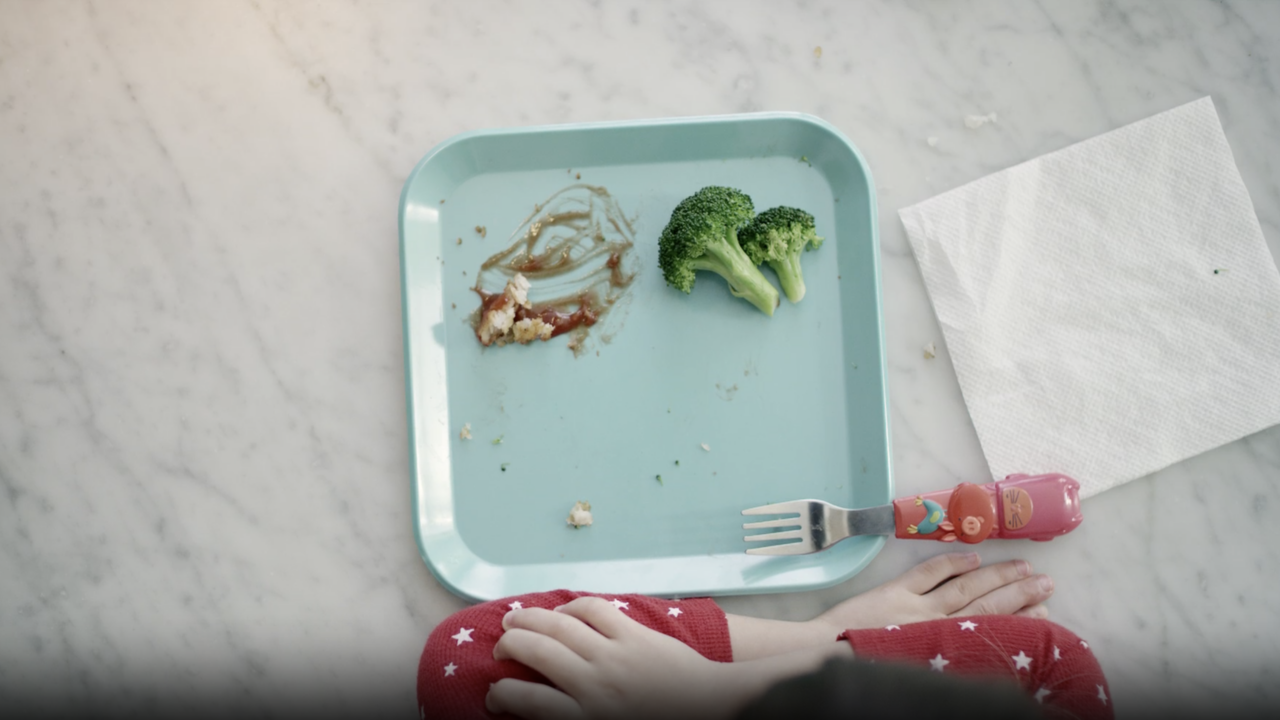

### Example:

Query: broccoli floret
xmin=739 ymin=206 xmax=824 ymax=303
xmin=657 ymin=187 xmax=780 ymax=316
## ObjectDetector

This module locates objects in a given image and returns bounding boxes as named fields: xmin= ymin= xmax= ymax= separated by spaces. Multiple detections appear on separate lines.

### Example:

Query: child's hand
xmin=724 ymin=552 xmax=1053 ymax=661
xmin=487 ymin=596 xmax=854 ymax=719
xmin=813 ymin=552 xmax=1053 ymax=635
xmin=486 ymin=597 xmax=731 ymax=720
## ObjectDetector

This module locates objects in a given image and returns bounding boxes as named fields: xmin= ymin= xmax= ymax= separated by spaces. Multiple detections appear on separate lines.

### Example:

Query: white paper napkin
xmin=899 ymin=97 xmax=1280 ymax=498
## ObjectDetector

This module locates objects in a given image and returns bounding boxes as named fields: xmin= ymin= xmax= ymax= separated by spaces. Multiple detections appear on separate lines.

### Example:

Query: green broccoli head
xmin=658 ymin=187 xmax=779 ymax=316
xmin=739 ymin=206 xmax=824 ymax=303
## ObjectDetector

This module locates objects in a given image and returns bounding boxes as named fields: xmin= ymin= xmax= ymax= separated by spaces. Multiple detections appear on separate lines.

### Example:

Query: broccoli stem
xmin=771 ymin=251 xmax=807 ymax=303
xmin=691 ymin=235 xmax=779 ymax=316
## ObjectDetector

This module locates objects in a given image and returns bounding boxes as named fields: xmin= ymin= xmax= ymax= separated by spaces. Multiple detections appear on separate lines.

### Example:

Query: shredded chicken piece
xmin=477 ymin=274 xmax=534 ymax=346
xmin=513 ymin=317 xmax=554 ymax=344
xmin=566 ymin=501 xmax=593 ymax=528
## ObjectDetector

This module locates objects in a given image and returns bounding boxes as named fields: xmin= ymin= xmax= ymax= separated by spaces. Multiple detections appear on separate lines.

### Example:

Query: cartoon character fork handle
xmin=893 ymin=474 xmax=1082 ymax=544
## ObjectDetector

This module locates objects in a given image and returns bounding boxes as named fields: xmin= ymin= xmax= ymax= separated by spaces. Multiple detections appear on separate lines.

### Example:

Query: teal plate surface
xmin=400 ymin=113 xmax=890 ymax=601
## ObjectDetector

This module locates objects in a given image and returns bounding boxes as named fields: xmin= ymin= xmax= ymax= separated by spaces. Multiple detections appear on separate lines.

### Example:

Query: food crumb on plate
xmin=700 ymin=442 xmax=711 ymax=452
xmin=567 ymin=501 xmax=593 ymax=528
xmin=459 ymin=423 xmax=472 ymax=440
xmin=923 ymin=342 xmax=936 ymax=359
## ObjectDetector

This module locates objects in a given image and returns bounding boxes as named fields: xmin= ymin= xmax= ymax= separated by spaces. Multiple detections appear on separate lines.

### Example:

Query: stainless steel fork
xmin=741 ymin=499 xmax=894 ymax=556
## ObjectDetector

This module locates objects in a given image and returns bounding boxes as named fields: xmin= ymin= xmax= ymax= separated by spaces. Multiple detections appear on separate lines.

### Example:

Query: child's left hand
xmin=485 ymin=596 xmax=728 ymax=719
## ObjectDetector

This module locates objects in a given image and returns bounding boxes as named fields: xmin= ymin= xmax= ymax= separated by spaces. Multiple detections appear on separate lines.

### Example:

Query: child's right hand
xmin=812 ymin=552 xmax=1053 ymax=636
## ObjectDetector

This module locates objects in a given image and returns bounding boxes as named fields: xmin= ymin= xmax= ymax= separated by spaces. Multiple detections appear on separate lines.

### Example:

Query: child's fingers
xmin=1014 ymin=603 xmax=1050 ymax=619
xmin=493 ymin=628 xmax=592 ymax=690
xmin=895 ymin=552 xmax=981 ymax=595
xmin=503 ymin=607 xmax=610 ymax=660
xmin=487 ymin=678 xmax=585 ymax=720
xmin=927 ymin=559 xmax=1032 ymax=612
xmin=949 ymin=574 xmax=1054 ymax=618
xmin=552 ymin=596 xmax=635 ymax=639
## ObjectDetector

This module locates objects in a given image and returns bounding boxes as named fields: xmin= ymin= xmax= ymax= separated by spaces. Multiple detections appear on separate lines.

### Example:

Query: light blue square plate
xmin=399 ymin=113 xmax=890 ymax=601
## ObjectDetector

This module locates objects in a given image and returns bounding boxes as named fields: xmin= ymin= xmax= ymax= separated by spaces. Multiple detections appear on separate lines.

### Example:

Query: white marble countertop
xmin=3 ymin=1 xmax=1279 ymax=717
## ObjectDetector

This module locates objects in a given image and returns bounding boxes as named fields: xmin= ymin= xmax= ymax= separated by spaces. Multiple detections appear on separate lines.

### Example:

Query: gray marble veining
xmin=2 ymin=1 xmax=1279 ymax=716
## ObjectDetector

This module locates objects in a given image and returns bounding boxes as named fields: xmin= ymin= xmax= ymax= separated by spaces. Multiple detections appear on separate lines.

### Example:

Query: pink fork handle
xmin=892 ymin=473 xmax=1083 ymax=544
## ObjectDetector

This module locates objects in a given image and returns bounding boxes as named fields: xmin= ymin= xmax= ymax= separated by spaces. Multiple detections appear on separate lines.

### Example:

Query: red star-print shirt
xmin=418 ymin=591 xmax=1111 ymax=719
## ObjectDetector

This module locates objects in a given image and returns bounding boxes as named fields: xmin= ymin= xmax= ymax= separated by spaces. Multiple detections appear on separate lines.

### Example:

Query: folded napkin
xmin=900 ymin=97 xmax=1280 ymax=498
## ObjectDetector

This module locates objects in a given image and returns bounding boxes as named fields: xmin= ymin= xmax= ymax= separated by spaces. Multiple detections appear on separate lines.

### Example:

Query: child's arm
xmin=487 ymin=596 xmax=853 ymax=720
xmin=487 ymin=584 xmax=1105 ymax=720
xmin=725 ymin=552 xmax=1054 ymax=661
xmin=419 ymin=553 xmax=1056 ymax=717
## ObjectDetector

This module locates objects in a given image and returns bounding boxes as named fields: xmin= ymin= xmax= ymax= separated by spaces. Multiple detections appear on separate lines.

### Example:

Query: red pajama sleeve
xmin=840 ymin=615 xmax=1113 ymax=720
xmin=417 ymin=590 xmax=732 ymax=719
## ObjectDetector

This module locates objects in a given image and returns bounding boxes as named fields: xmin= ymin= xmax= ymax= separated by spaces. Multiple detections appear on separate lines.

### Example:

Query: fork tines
xmin=741 ymin=500 xmax=817 ymax=556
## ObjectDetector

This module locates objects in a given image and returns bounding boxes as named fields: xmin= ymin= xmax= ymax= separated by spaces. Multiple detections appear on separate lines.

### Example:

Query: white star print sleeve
xmin=836 ymin=615 xmax=1112 ymax=719
xmin=419 ymin=590 xmax=734 ymax=718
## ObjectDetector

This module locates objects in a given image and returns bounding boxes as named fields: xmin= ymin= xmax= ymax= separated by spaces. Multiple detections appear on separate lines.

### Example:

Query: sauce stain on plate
xmin=471 ymin=184 xmax=638 ymax=353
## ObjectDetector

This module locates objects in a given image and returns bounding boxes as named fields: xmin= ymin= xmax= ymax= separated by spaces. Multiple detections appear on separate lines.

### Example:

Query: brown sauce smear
xmin=472 ymin=184 xmax=637 ymax=350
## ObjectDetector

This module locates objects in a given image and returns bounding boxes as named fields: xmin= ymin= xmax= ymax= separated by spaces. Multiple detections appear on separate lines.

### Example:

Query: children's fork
xmin=742 ymin=473 xmax=1083 ymax=556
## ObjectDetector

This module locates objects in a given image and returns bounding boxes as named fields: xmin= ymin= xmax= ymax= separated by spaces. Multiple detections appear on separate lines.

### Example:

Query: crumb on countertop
xmin=924 ymin=342 xmax=936 ymax=360
xmin=700 ymin=442 xmax=711 ymax=452
xmin=460 ymin=423 xmax=472 ymax=440
xmin=475 ymin=225 xmax=487 ymax=238
xmin=492 ymin=435 xmax=504 ymax=445
xmin=567 ymin=500 xmax=593 ymax=528
xmin=964 ymin=112 xmax=998 ymax=129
